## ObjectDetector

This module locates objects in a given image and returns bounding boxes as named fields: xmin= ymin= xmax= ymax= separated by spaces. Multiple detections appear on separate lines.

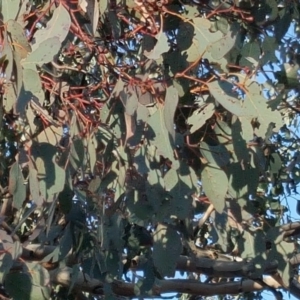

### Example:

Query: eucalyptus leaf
xmin=201 ymin=163 xmax=228 ymax=213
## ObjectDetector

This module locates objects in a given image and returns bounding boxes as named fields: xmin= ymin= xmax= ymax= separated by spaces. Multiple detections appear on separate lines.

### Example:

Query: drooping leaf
xmin=7 ymin=20 xmax=31 ymax=59
xmin=120 ymin=84 xmax=138 ymax=116
xmin=12 ymin=49 xmax=23 ymax=101
xmin=0 ymin=253 xmax=13 ymax=282
xmin=187 ymin=103 xmax=215 ymax=134
xmin=147 ymin=108 xmax=176 ymax=165
xmin=193 ymin=17 xmax=223 ymax=57
xmin=177 ymin=21 xmax=194 ymax=50
xmin=22 ymin=68 xmax=44 ymax=104
xmin=31 ymin=4 xmax=71 ymax=51
xmin=31 ymin=143 xmax=65 ymax=198
xmin=1 ymin=0 xmax=20 ymax=23
xmin=208 ymin=22 xmax=240 ymax=60
xmin=153 ymin=224 xmax=182 ymax=277
xmin=201 ymin=163 xmax=228 ymax=213
xmin=164 ymin=85 xmax=178 ymax=142
xmin=208 ymin=78 xmax=283 ymax=138
xmin=86 ymin=0 xmax=99 ymax=35
xmin=199 ymin=141 xmax=230 ymax=167
xmin=22 ymin=37 xmax=62 ymax=68
xmin=261 ymin=36 xmax=278 ymax=64
xmin=240 ymin=41 xmax=260 ymax=67
xmin=1 ymin=33 xmax=13 ymax=80
xmin=87 ymin=134 xmax=97 ymax=172
xmin=144 ymin=30 xmax=170 ymax=60
xmin=4 ymin=272 xmax=32 ymax=299
xmin=107 ymin=11 xmax=121 ymax=39
xmin=99 ymin=0 xmax=108 ymax=14
xmin=36 ymin=125 xmax=63 ymax=145
xmin=275 ymin=8 xmax=292 ymax=43
xmin=164 ymin=162 xmax=197 ymax=219
xmin=8 ymin=162 xmax=26 ymax=209
xmin=29 ymin=166 xmax=43 ymax=207
xmin=3 ymin=83 xmax=16 ymax=112
xmin=275 ymin=63 xmax=300 ymax=88
xmin=227 ymin=163 xmax=259 ymax=200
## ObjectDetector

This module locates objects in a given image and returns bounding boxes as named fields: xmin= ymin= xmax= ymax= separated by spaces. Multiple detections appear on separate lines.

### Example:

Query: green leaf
xmin=267 ymin=240 xmax=294 ymax=287
xmin=227 ymin=163 xmax=259 ymax=200
xmin=275 ymin=7 xmax=292 ymax=43
xmin=235 ymin=229 xmax=266 ymax=277
xmin=231 ymin=116 xmax=250 ymax=161
xmin=199 ymin=141 xmax=230 ymax=167
xmin=31 ymin=143 xmax=65 ymax=198
xmin=177 ymin=21 xmax=194 ymax=51
xmin=261 ymin=36 xmax=278 ymax=64
xmin=147 ymin=108 xmax=176 ymax=166
xmin=12 ymin=48 xmax=23 ymax=100
xmin=208 ymin=78 xmax=283 ymax=138
xmin=164 ymin=86 xmax=178 ymax=142
xmin=208 ymin=23 xmax=240 ymax=60
xmin=107 ymin=11 xmax=121 ymax=39
xmin=99 ymin=0 xmax=108 ymax=14
xmin=4 ymin=272 xmax=32 ymax=300
xmin=5 ymin=270 xmax=50 ymax=300
xmin=3 ymin=83 xmax=16 ymax=112
xmin=144 ymin=30 xmax=170 ymax=60
xmin=240 ymin=42 xmax=260 ymax=67
xmin=86 ymin=0 xmax=99 ymax=35
xmin=193 ymin=18 xmax=223 ymax=56
xmin=25 ymin=262 xmax=50 ymax=287
xmin=8 ymin=162 xmax=26 ymax=209
xmin=201 ymin=163 xmax=228 ymax=213
xmin=22 ymin=68 xmax=44 ymax=104
xmin=31 ymin=3 xmax=71 ymax=51
xmin=1 ymin=33 xmax=13 ymax=80
xmin=29 ymin=166 xmax=43 ymax=207
xmin=22 ymin=37 xmax=61 ymax=68
xmin=87 ymin=134 xmax=97 ymax=172
xmin=120 ymin=84 xmax=138 ymax=116
xmin=7 ymin=20 xmax=31 ymax=59
xmin=275 ymin=63 xmax=300 ymax=88
xmin=1 ymin=0 xmax=20 ymax=23
xmin=0 ymin=253 xmax=13 ymax=282
xmin=187 ymin=103 xmax=215 ymax=134
xmin=268 ymin=152 xmax=282 ymax=179
xmin=36 ymin=125 xmax=63 ymax=145
xmin=69 ymin=138 xmax=85 ymax=171
xmin=153 ymin=224 xmax=182 ymax=277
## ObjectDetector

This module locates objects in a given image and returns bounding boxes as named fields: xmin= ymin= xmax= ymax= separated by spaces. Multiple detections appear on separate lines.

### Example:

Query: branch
xmin=50 ymin=267 xmax=267 ymax=297
xmin=197 ymin=204 xmax=214 ymax=228
xmin=21 ymin=244 xmax=300 ymax=277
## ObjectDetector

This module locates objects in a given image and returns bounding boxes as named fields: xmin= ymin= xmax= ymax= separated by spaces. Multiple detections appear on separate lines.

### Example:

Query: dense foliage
xmin=1 ymin=0 xmax=300 ymax=299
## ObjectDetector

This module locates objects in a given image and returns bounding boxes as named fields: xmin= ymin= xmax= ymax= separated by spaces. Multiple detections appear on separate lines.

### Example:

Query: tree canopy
xmin=0 ymin=0 xmax=300 ymax=299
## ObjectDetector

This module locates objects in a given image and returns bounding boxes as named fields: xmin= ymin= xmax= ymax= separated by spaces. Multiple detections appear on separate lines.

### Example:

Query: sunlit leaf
xmin=144 ymin=30 xmax=170 ymax=60
xmin=22 ymin=68 xmax=44 ymax=104
xmin=7 ymin=20 xmax=31 ymax=59
xmin=22 ymin=37 xmax=62 ymax=68
xmin=31 ymin=4 xmax=71 ymax=51
xmin=187 ymin=103 xmax=215 ymax=134
xmin=1 ymin=0 xmax=20 ymax=22
xmin=208 ymin=22 xmax=240 ymax=60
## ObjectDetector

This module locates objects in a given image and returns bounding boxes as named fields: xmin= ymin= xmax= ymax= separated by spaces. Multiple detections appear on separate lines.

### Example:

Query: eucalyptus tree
xmin=0 ymin=0 xmax=300 ymax=299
